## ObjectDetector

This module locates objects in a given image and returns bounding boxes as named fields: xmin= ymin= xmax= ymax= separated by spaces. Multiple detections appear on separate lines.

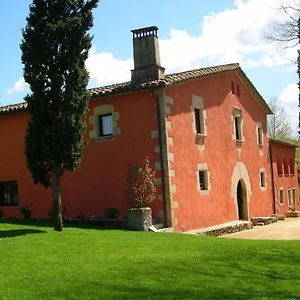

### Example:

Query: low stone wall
xmin=198 ymin=221 xmax=253 ymax=237
xmin=250 ymin=216 xmax=277 ymax=226
xmin=286 ymin=211 xmax=300 ymax=217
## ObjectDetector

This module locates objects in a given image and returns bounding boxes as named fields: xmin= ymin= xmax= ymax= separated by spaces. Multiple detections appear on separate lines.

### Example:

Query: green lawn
xmin=0 ymin=221 xmax=299 ymax=300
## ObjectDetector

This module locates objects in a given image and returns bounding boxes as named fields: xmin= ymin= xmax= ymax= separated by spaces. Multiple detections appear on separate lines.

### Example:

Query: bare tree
xmin=267 ymin=98 xmax=292 ymax=139
xmin=266 ymin=1 xmax=300 ymax=136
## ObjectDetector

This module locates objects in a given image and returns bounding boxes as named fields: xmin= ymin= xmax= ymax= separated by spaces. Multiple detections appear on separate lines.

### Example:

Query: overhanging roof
xmin=0 ymin=63 xmax=272 ymax=115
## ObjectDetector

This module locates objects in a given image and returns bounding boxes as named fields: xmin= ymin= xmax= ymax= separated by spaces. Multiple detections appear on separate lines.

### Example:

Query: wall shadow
xmin=0 ymin=229 xmax=46 ymax=238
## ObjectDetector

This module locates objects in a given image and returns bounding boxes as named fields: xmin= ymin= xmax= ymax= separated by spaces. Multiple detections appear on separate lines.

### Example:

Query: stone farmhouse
xmin=0 ymin=26 xmax=298 ymax=231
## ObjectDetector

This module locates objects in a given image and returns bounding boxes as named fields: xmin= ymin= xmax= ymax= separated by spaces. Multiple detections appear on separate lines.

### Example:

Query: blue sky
xmin=0 ymin=0 xmax=298 ymax=135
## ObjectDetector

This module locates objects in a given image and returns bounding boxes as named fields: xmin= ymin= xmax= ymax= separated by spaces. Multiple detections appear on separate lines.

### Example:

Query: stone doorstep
xmin=286 ymin=211 xmax=300 ymax=218
xmin=251 ymin=216 xmax=277 ymax=226
xmin=186 ymin=220 xmax=253 ymax=237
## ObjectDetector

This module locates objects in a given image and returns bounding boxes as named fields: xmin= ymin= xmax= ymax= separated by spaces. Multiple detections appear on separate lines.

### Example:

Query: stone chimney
xmin=131 ymin=26 xmax=165 ymax=83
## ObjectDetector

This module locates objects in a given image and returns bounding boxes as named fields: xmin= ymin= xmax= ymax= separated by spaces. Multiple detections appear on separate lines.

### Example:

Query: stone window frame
xmin=259 ymin=168 xmax=267 ymax=190
xmin=191 ymin=95 xmax=207 ymax=144
xmin=89 ymin=104 xmax=120 ymax=142
xmin=232 ymin=107 xmax=244 ymax=147
xmin=279 ymin=187 xmax=284 ymax=205
xmin=196 ymin=163 xmax=211 ymax=196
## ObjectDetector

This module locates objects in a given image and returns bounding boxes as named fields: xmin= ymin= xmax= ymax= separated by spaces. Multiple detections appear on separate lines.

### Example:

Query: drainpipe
xmin=269 ymin=141 xmax=276 ymax=214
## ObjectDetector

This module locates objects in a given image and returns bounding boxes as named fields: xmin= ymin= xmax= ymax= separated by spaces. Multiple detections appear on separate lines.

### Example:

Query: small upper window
xmin=0 ymin=181 xmax=19 ymax=206
xmin=257 ymin=122 xmax=263 ymax=147
xmin=194 ymin=108 xmax=204 ymax=135
xmin=199 ymin=170 xmax=208 ymax=191
xmin=233 ymin=109 xmax=243 ymax=142
xmin=98 ymin=114 xmax=113 ymax=137
xmin=260 ymin=171 xmax=266 ymax=188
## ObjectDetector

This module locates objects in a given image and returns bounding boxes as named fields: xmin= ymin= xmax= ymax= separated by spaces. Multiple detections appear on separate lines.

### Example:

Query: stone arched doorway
xmin=231 ymin=161 xmax=252 ymax=221
xmin=237 ymin=179 xmax=248 ymax=220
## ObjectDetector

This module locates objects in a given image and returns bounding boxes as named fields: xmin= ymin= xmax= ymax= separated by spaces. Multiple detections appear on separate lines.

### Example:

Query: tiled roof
xmin=0 ymin=102 xmax=28 ymax=113
xmin=89 ymin=63 xmax=241 ymax=97
xmin=0 ymin=63 xmax=272 ymax=114
xmin=269 ymin=138 xmax=299 ymax=148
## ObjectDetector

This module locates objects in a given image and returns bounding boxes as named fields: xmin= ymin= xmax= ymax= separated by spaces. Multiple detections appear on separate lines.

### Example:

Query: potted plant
xmin=125 ymin=157 xmax=157 ymax=231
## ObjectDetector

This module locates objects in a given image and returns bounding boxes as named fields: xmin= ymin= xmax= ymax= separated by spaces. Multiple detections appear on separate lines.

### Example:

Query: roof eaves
xmin=235 ymin=68 xmax=272 ymax=115
xmin=270 ymin=138 xmax=299 ymax=148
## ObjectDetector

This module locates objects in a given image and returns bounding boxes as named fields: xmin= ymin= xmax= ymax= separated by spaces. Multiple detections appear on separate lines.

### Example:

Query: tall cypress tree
xmin=20 ymin=0 xmax=98 ymax=231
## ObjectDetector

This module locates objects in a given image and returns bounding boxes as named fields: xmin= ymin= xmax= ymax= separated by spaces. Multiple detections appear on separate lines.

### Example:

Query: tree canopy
xmin=20 ymin=0 xmax=99 ymax=231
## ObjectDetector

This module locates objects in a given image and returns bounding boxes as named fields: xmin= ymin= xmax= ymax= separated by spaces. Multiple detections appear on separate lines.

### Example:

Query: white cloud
xmin=159 ymin=0 xmax=297 ymax=73
xmin=278 ymin=83 xmax=298 ymax=136
xmin=7 ymin=78 xmax=29 ymax=95
xmin=86 ymin=0 xmax=298 ymax=85
xmin=86 ymin=47 xmax=133 ymax=85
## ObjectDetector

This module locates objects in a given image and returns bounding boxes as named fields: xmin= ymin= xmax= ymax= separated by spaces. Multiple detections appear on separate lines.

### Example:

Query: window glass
xmin=0 ymin=181 xmax=19 ymax=206
xmin=98 ymin=114 xmax=113 ymax=136
xmin=279 ymin=189 xmax=284 ymax=204
xmin=199 ymin=171 xmax=208 ymax=191
xmin=194 ymin=108 xmax=204 ymax=134
xmin=260 ymin=172 xmax=266 ymax=188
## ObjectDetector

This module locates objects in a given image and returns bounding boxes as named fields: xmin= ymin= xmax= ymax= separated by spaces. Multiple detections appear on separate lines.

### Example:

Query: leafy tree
xmin=20 ymin=0 xmax=98 ymax=231
xmin=266 ymin=1 xmax=300 ymax=136
xmin=126 ymin=158 xmax=157 ymax=208
xmin=267 ymin=98 xmax=292 ymax=140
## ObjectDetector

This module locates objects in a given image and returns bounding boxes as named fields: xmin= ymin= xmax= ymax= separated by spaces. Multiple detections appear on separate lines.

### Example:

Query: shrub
xmin=125 ymin=157 xmax=157 ymax=208
xmin=0 ymin=208 xmax=4 ymax=219
xmin=20 ymin=206 xmax=32 ymax=219
xmin=105 ymin=207 xmax=119 ymax=219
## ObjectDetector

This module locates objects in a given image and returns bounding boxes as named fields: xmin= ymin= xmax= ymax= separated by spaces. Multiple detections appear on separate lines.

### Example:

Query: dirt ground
xmin=222 ymin=217 xmax=300 ymax=240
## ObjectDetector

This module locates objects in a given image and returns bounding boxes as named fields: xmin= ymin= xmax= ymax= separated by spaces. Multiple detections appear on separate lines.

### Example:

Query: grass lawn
xmin=0 ymin=220 xmax=300 ymax=299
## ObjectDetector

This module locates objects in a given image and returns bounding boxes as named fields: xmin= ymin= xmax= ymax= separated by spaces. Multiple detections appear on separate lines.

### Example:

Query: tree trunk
xmin=51 ymin=168 xmax=63 ymax=231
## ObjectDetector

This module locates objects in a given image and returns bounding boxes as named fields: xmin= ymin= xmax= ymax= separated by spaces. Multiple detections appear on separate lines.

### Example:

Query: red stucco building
xmin=0 ymin=26 xmax=298 ymax=231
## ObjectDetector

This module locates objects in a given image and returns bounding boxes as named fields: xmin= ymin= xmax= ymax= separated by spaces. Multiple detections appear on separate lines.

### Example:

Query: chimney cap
xmin=131 ymin=26 xmax=159 ymax=38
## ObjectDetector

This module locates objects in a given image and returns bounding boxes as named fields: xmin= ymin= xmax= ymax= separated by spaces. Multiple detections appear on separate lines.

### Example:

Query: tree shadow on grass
xmin=0 ymin=229 xmax=46 ymax=238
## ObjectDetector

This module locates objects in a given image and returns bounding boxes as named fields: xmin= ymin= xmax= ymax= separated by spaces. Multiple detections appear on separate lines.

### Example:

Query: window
xmin=98 ymin=114 xmax=113 ymax=137
xmin=257 ymin=122 xmax=263 ymax=147
xmin=194 ymin=108 xmax=204 ymax=135
xmin=279 ymin=188 xmax=284 ymax=204
xmin=0 ymin=181 xmax=19 ymax=206
xmin=292 ymin=188 xmax=296 ymax=206
xmin=198 ymin=171 xmax=208 ymax=191
xmin=260 ymin=171 xmax=266 ymax=188
xmin=88 ymin=104 xmax=120 ymax=142
xmin=288 ymin=189 xmax=292 ymax=207
xmin=233 ymin=108 xmax=243 ymax=142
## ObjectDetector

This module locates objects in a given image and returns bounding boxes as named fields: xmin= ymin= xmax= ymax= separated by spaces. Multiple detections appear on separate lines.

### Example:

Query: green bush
xmin=0 ymin=208 xmax=4 ymax=219
xmin=105 ymin=207 xmax=119 ymax=219
xmin=20 ymin=206 xmax=32 ymax=219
